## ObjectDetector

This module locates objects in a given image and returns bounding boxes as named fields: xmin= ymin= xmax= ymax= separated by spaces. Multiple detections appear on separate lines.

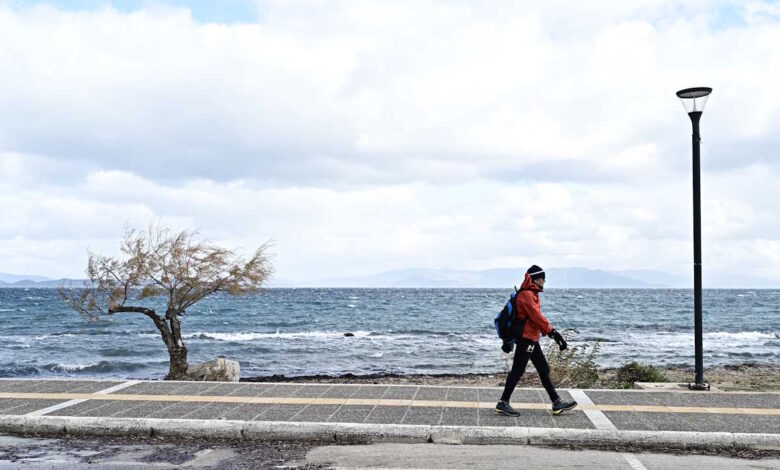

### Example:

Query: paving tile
xmin=707 ymin=394 xmax=780 ymax=409
xmin=289 ymin=404 xmax=342 ymax=422
xmin=173 ymin=383 xmax=223 ymax=396
xmin=112 ymin=383 xmax=158 ymax=395
xmin=682 ymin=413 xmax=780 ymax=434
xmin=0 ymin=381 xmax=53 ymax=393
xmin=226 ymin=384 xmax=270 ymax=397
xmin=261 ymin=384 xmax=302 ymax=397
xmin=181 ymin=402 xmax=245 ymax=419
xmin=642 ymin=412 xmax=699 ymax=432
xmin=319 ymin=385 xmax=360 ymax=399
xmin=439 ymin=407 xmax=478 ymax=426
xmin=203 ymin=383 xmax=247 ymax=396
xmin=10 ymin=400 xmax=69 ymax=415
xmin=550 ymin=410 xmax=594 ymax=429
xmin=116 ymin=382 xmax=190 ymax=395
xmin=414 ymin=387 xmax=448 ymax=401
xmin=446 ymin=388 xmax=480 ymax=402
xmin=328 ymin=405 xmax=374 ymax=424
xmin=603 ymin=411 xmax=657 ymax=431
xmin=28 ymin=380 xmax=77 ymax=393
xmin=70 ymin=381 xmax=125 ymax=393
xmin=477 ymin=408 xmax=518 ymax=427
xmin=365 ymin=405 xmax=409 ymax=424
xmin=94 ymin=401 xmax=155 ymax=417
xmin=0 ymin=399 xmax=30 ymax=413
xmin=585 ymin=391 xmax=632 ymax=405
xmin=111 ymin=401 xmax=178 ymax=418
xmin=220 ymin=403 xmax=275 ymax=420
xmin=382 ymin=386 xmax=419 ymax=400
xmin=93 ymin=400 xmax=151 ymax=417
xmin=0 ymin=380 xmax=25 ymax=392
xmin=590 ymin=391 xmax=780 ymax=410
xmin=148 ymin=402 xmax=209 ymax=419
xmin=45 ymin=400 xmax=114 ymax=417
xmin=291 ymin=385 xmax=333 ymax=398
xmin=402 ymin=407 xmax=443 ymax=426
xmin=256 ymin=404 xmax=307 ymax=421
xmin=350 ymin=386 xmax=388 ymax=399
xmin=515 ymin=409 xmax=556 ymax=429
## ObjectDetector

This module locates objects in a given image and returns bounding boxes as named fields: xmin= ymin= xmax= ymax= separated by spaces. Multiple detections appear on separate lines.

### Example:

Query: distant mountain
xmin=0 ymin=278 xmax=86 ymax=288
xmin=291 ymin=267 xmax=661 ymax=288
xmin=0 ymin=272 xmax=52 ymax=283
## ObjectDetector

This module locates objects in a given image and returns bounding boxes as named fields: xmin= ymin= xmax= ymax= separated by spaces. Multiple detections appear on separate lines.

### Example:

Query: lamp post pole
xmin=690 ymin=110 xmax=704 ymax=387
xmin=676 ymin=87 xmax=711 ymax=391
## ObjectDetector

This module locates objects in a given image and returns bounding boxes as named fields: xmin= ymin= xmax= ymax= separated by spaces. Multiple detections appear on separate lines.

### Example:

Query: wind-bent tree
xmin=62 ymin=225 xmax=273 ymax=380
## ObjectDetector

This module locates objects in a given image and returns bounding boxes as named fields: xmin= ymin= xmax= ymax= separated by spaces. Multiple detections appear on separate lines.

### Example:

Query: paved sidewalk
xmin=1 ymin=379 xmax=778 ymax=451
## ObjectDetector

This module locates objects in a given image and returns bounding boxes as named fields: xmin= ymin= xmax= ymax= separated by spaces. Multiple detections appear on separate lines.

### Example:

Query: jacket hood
xmin=520 ymin=272 xmax=542 ymax=292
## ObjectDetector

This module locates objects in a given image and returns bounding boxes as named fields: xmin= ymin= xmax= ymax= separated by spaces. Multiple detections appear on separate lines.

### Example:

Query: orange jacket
xmin=514 ymin=273 xmax=553 ymax=342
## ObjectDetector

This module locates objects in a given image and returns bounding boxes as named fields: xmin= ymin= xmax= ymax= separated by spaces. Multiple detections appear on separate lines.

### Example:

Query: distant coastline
xmin=3 ymin=266 xmax=779 ymax=289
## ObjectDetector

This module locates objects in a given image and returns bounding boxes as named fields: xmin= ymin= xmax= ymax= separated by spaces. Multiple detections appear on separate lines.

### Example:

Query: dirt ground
xmin=242 ymin=363 xmax=780 ymax=391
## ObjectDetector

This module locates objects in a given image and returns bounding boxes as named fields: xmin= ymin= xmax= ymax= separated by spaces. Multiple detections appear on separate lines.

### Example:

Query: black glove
xmin=501 ymin=341 xmax=514 ymax=353
xmin=549 ymin=329 xmax=568 ymax=351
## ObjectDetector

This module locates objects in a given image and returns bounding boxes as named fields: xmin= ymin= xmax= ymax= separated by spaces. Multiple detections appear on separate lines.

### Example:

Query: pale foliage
xmin=62 ymin=224 xmax=273 ymax=319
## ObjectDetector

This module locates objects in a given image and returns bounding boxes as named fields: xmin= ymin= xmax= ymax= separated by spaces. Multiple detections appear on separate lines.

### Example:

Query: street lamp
xmin=676 ymin=86 xmax=712 ymax=391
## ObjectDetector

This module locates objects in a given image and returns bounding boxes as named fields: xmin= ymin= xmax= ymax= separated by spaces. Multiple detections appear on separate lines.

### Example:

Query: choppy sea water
xmin=0 ymin=288 xmax=778 ymax=379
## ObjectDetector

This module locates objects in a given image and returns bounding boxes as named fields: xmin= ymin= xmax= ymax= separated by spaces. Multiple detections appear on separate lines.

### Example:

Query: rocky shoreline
xmin=241 ymin=363 xmax=780 ymax=391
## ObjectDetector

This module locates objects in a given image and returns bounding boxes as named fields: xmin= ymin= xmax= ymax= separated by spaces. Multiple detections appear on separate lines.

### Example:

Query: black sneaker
xmin=495 ymin=401 xmax=521 ymax=417
xmin=552 ymin=399 xmax=578 ymax=415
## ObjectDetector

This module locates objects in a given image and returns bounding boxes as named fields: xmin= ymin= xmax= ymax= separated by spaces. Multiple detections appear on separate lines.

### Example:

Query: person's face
xmin=533 ymin=277 xmax=546 ymax=289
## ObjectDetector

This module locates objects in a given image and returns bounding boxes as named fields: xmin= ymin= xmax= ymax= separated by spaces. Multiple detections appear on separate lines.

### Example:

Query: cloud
xmin=0 ymin=1 xmax=779 ymax=284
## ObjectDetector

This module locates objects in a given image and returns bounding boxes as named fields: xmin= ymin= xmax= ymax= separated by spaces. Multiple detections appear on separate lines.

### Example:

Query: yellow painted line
xmin=705 ymin=407 xmax=742 ymax=414
xmin=311 ymin=398 xmax=347 ymax=406
xmin=278 ymin=397 xmax=315 ymax=405
xmin=0 ymin=392 xmax=777 ymax=416
xmin=409 ymin=400 xmax=443 ymax=408
xmin=444 ymin=401 xmax=479 ymax=409
xmin=345 ymin=398 xmax=379 ymax=406
xmin=379 ymin=399 xmax=413 ymax=407
xmin=598 ymin=404 xmax=632 ymax=412
xmin=631 ymin=405 xmax=670 ymax=413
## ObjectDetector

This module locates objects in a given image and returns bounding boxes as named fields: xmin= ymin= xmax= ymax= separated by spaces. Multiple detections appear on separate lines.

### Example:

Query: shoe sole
xmin=495 ymin=409 xmax=521 ymax=417
xmin=552 ymin=403 xmax=578 ymax=415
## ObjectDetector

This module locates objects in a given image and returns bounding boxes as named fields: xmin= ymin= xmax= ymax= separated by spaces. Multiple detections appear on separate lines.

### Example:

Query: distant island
xmin=3 ymin=267 xmax=777 ymax=289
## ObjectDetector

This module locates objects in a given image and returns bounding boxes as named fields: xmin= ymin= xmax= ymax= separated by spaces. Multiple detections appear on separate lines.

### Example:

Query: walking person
xmin=496 ymin=265 xmax=578 ymax=416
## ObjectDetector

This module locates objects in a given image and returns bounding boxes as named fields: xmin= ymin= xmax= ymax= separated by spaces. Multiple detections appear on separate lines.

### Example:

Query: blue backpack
xmin=494 ymin=287 xmax=526 ymax=342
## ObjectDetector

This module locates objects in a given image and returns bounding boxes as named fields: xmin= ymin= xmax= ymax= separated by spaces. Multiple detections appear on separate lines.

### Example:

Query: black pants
xmin=500 ymin=338 xmax=560 ymax=403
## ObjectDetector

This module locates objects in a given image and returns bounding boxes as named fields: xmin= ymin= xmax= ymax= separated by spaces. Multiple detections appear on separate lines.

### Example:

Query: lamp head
xmin=676 ymin=87 xmax=712 ymax=114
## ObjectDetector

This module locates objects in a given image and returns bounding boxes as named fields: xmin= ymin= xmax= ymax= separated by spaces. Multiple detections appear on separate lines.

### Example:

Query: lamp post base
xmin=688 ymin=382 xmax=711 ymax=391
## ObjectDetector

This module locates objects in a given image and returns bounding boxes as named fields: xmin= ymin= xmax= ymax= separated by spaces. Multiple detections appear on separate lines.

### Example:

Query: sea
xmin=0 ymin=288 xmax=778 ymax=379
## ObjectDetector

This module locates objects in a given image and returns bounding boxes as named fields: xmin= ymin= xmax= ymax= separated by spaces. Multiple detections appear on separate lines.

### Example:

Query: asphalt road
xmin=2 ymin=434 xmax=779 ymax=469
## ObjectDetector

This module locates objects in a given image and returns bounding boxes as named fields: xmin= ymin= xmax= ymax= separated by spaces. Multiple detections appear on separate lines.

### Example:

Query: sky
xmin=1 ymin=0 xmax=779 ymax=285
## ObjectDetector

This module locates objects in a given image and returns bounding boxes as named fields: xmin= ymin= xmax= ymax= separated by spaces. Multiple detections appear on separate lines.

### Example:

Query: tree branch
xmin=109 ymin=305 xmax=174 ymax=349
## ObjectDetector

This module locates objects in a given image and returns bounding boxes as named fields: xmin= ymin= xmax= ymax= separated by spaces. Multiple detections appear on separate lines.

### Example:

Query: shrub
xmin=543 ymin=329 xmax=601 ymax=389
xmin=615 ymin=361 xmax=667 ymax=387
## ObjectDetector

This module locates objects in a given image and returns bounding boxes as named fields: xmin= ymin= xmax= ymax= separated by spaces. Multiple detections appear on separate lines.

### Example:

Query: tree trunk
xmin=167 ymin=345 xmax=189 ymax=380
xmin=165 ymin=308 xmax=189 ymax=380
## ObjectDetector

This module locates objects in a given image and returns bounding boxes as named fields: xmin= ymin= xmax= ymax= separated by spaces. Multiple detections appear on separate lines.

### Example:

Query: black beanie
xmin=527 ymin=265 xmax=545 ymax=281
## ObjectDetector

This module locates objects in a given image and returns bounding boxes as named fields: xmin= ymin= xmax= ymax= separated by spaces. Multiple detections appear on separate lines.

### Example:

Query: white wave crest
xmin=703 ymin=331 xmax=777 ymax=341
xmin=185 ymin=330 xmax=373 ymax=341
xmin=51 ymin=363 xmax=94 ymax=371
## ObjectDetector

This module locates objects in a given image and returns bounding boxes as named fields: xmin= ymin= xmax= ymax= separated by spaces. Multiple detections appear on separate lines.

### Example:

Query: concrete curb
xmin=1 ymin=415 xmax=778 ymax=452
